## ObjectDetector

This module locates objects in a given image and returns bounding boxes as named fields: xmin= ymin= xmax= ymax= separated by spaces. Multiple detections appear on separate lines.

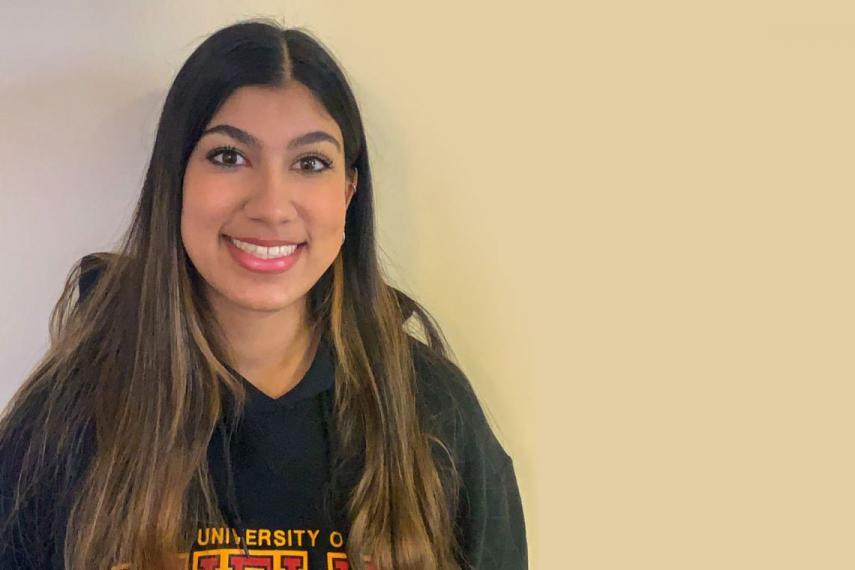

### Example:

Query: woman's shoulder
xmin=406 ymin=335 xmax=528 ymax=568
xmin=407 ymin=335 xmax=512 ymax=466
xmin=0 ymin=385 xmax=80 ymax=568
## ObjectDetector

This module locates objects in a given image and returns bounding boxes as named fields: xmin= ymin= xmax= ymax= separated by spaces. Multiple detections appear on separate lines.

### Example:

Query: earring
xmin=342 ymin=229 xmax=346 ymax=242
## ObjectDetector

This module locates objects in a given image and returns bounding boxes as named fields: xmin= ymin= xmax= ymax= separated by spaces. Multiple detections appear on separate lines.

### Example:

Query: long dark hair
xmin=0 ymin=18 xmax=462 ymax=569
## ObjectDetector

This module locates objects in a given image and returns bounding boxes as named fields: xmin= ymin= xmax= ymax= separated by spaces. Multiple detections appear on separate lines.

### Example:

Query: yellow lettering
xmin=274 ymin=529 xmax=287 ymax=547
xmin=196 ymin=528 xmax=210 ymax=546
xmin=307 ymin=529 xmax=320 ymax=547
xmin=257 ymin=528 xmax=271 ymax=546
xmin=330 ymin=531 xmax=344 ymax=548
xmin=293 ymin=529 xmax=305 ymax=547
xmin=245 ymin=528 xmax=257 ymax=546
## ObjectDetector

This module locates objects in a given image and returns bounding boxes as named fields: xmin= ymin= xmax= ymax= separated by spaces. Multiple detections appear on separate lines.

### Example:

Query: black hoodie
xmin=0 ymin=257 xmax=528 ymax=569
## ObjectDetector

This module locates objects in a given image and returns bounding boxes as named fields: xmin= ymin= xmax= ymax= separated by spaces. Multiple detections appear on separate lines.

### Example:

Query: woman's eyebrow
xmin=200 ymin=124 xmax=342 ymax=152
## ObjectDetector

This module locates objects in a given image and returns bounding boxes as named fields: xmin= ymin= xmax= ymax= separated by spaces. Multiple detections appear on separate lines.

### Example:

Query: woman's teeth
xmin=229 ymin=237 xmax=299 ymax=259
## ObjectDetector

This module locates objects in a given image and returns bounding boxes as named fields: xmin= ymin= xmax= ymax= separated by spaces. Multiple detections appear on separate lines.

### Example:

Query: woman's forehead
xmin=206 ymin=83 xmax=342 ymax=148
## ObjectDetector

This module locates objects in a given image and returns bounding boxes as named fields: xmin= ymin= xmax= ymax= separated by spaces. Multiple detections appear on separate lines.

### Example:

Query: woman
xmin=0 ymin=19 xmax=527 ymax=570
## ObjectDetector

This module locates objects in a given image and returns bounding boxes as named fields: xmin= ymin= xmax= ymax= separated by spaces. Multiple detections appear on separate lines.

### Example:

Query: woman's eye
xmin=204 ymin=147 xmax=331 ymax=173
xmin=206 ymin=147 xmax=247 ymax=168
xmin=295 ymin=155 xmax=333 ymax=174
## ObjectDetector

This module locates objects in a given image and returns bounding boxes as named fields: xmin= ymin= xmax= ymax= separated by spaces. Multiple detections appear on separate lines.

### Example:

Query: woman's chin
xmin=205 ymin=284 xmax=305 ymax=314
xmin=230 ymin=294 xmax=304 ymax=313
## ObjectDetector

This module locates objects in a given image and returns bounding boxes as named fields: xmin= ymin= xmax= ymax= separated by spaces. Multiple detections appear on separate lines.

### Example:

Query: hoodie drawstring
xmin=218 ymin=421 xmax=251 ymax=557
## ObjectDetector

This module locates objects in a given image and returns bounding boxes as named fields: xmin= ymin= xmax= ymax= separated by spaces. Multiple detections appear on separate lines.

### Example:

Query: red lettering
xmin=228 ymin=554 xmax=273 ymax=570
xmin=197 ymin=555 xmax=220 ymax=570
xmin=280 ymin=554 xmax=305 ymax=570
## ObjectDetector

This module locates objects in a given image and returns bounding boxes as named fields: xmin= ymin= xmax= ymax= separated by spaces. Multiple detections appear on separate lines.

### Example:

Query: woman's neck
xmin=210 ymin=292 xmax=319 ymax=399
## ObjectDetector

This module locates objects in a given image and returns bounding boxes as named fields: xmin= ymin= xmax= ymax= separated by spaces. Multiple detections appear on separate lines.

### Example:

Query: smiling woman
xmin=0 ymin=18 xmax=527 ymax=570
xmin=181 ymin=83 xmax=354 ymax=315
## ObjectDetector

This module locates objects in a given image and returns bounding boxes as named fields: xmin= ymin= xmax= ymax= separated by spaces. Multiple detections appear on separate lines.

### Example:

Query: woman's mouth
xmin=224 ymin=235 xmax=305 ymax=273
xmin=228 ymin=236 xmax=301 ymax=259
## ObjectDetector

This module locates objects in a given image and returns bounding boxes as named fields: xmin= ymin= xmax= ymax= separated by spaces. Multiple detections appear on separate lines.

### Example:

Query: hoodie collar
xmin=226 ymin=334 xmax=336 ymax=415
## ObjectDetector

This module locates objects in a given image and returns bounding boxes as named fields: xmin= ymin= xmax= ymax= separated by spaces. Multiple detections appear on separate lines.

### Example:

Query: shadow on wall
xmin=0 ymin=67 xmax=164 ymax=405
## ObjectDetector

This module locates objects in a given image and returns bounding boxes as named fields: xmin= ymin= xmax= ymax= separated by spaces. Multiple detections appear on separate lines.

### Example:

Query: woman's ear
xmin=345 ymin=168 xmax=358 ymax=208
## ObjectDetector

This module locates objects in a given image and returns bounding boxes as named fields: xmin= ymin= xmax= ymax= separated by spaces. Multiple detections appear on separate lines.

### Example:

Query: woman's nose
xmin=242 ymin=164 xmax=299 ymax=223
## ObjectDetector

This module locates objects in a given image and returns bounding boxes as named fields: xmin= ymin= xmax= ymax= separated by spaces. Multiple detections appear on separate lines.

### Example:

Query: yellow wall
xmin=2 ymin=1 xmax=854 ymax=567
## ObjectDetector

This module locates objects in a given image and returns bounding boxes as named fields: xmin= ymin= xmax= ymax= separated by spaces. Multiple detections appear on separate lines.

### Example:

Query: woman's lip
xmin=227 ymin=235 xmax=305 ymax=246
xmin=224 ymin=236 xmax=304 ymax=274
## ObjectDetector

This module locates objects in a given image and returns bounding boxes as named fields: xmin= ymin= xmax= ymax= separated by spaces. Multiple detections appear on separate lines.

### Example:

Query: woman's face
xmin=181 ymin=82 xmax=356 ymax=314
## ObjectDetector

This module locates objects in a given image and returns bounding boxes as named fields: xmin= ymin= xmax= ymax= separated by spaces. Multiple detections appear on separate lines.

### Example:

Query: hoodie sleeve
xmin=410 ymin=338 xmax=529 ymax=569
xmin=0 ymin=394 xmax=90 ymax=570
xmin=456 ymin=447 xmax=528 ymax=569
xmin=0 ymin=450 xmax=22 ymax=567
xmin=0 ymin=421 xmax=46 ymax=569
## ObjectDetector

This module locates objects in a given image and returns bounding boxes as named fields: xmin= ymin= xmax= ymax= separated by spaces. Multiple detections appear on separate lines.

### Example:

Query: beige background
xmin=1 ymin=1 xmax=853 ymax=567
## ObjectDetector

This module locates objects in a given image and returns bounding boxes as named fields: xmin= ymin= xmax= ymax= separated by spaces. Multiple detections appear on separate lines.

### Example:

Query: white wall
xmin=3 ymin=1 xmax=855 ymax=568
